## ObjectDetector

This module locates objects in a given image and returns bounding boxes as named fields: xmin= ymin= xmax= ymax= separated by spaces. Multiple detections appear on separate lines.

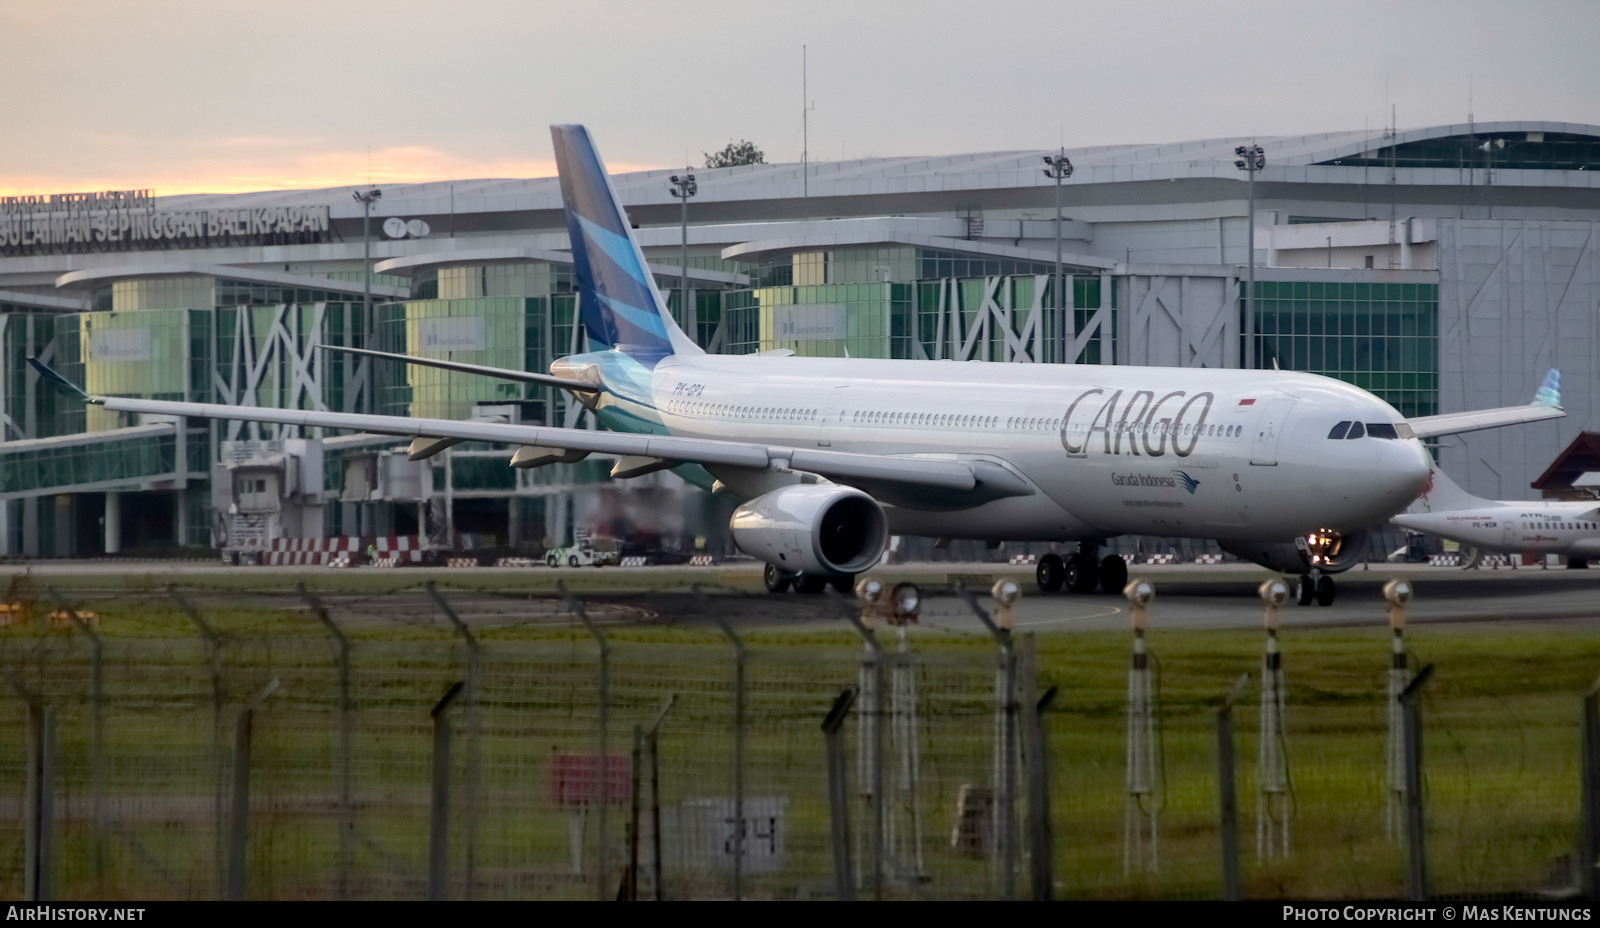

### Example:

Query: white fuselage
xmin=1392 ymin=503 xmax=1600 ymax=558
xmin=595 ymin=353 xmax=1435 ymax=544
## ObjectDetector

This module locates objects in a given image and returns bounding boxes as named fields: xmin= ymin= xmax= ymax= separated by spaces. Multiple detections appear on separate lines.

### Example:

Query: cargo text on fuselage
xmin=1060 ymin=388 xmax=1217 ymax=459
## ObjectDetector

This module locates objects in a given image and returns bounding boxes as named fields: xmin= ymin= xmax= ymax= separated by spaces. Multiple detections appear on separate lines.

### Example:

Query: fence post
xmin=296 ymin=583 xmax=354 ymax=900
xmin=227 ymin=676 xmax=279 ymax=901
xmin=627 ymin=723 xmax=643 ymax=901
xmin=49 ymin=587 xmax=104 ymax=887
xmin=957 ymin=581 xmax=1021 ymax=901
xmin=425 ymin=581 xmax=480 ymax=901
xmin=699 ymin=588 xmax=748 ymax=902
xmin=1026 ymin=684 xmax=1059 ymax=902
xmin=1400 ymin=664 xmax=1435 ymax=901
xmin=1384 ymin=580 xmax=1415 ymax=842
xmin=839 ymin=584 xmax=886 ymax=900
xmin=170 ymin=585 xmax=227 ymax=897
xmin=1583 ymin=675 xmax=1600 ymax=899
xmin=1216 ymin=673 xmax=1250 ymax=901
xmin=10 ymin=675 xmax=54 ymax=903
xmin=645 ymin=694 xmax=675 ymax=902
xmin=428 ymin=680 xmax=464 ymax=902
xmin=562 ymin=581 xmax=612 ymax=902
xmin=823 ymin=686 xmax=860 ymax=902
xmin=1256 ymin=579 xmax=1291 ymax=861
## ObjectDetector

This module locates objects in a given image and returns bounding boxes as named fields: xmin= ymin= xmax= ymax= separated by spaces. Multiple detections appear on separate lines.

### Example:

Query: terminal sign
xmin=0 ymin=188 xmax=333 ymax=257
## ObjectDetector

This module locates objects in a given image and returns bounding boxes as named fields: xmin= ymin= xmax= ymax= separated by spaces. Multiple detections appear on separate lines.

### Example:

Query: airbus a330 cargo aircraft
xmin=1392 ymin=465 xmax=1599 ymax=567
xmin=30 ymin=125 xmax=1568 ymax=605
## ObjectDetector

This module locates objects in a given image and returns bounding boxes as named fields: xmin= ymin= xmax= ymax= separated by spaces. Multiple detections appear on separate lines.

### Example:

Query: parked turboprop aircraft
xmin=1391 ymin=465 xmax=1599 ymax=567
xmin=28 ymin=125 xmax=1568 ymax=605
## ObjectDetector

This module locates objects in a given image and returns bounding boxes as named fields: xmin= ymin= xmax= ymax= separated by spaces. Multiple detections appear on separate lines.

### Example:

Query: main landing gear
xmin=764 ymin=562 xmax=853 ymax=595
xmin=1294 ymin=571 xmax=1336 ymax=607
xmin=1036 ymin=546 xmax=1128 ymax=595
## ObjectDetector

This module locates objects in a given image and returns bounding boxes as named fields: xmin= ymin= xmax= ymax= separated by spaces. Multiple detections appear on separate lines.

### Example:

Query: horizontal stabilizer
xmin=321 ymin=344 xmax=596 ymax=392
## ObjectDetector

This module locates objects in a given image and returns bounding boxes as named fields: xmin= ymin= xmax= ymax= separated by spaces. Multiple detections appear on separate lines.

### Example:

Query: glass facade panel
xmin=1248 ymin=280 xmax=1439 ymax=417
xmin=374 ymin=297 xmax=530 ymax=420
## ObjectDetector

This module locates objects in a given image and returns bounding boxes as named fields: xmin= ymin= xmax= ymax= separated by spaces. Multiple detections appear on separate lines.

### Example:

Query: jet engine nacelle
xmin=730 ymin=484 xmax=888 ymax=576
xmin=1219 ymin=529 xmax=1371 ymax=575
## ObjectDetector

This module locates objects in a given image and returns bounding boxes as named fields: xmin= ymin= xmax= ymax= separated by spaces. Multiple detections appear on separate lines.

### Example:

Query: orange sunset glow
xmin=0 ymin=145 xmax=665 ymax=198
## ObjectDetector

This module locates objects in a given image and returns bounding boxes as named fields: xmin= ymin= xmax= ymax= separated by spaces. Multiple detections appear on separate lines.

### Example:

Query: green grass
xmin=0 ymin=587 xmax=1594 ymax=900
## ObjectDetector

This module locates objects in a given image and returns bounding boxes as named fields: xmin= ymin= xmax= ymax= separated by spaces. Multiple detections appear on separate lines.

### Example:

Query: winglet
xmin=26 ymin=358 xmax=100 ymax=404
xmin=1532 ymin=368 xmax=1561 ymax=408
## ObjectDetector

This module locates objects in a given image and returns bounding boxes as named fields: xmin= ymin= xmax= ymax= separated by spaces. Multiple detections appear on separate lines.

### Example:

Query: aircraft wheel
xmin=1036 ymin=554 xmax=1065 ymax=592
xmin=830 ymin=574 xmax=855 ymax=594
xmin=1099 ymin=555 xmax=1129 ymax=594
xmin=1315 ymin=575 xmax=1336 ymax=607
xmin=546 ymin=554 xmax=558 ymax=568
xmin=763 ymin=563 xmax=792 ymax=594
xmin=1066 ymin=553 xmax=1100 ymax=594
xmin=1296 ymin=575 xmax=1314 ymax=606
xmin=794 ymin=572 xmax=828 ymax=594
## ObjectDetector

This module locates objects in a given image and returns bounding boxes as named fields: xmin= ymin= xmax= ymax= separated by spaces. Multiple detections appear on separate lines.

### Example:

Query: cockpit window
xmin=1366 ymin=422 xmax=1400 ymax=440
xmin=1346 ymin=421 xmax=1365 ymax=439
xmin=1327 ymin=421 xmax=1351 ymax=440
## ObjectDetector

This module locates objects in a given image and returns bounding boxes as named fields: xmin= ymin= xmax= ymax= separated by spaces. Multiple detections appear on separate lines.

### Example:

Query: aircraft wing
xmin=1406 ymin=367 xmax=1566 ymax=439
xmin=36 ymin=368 xmax=1027 ymax=500
xmin=320 ymin=344 xmax=597 ymax=392
xmin=1404 ymin=404 xmax=1565 ymax=439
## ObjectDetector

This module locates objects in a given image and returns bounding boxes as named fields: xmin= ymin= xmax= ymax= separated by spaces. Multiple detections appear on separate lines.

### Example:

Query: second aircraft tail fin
xmin=1409 ymin=466 xmax=1494 ymax=514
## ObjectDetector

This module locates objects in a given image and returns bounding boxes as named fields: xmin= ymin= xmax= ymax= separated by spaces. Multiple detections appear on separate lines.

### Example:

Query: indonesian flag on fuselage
xmin=1238 ymin=398 xmax=1256 ymax=406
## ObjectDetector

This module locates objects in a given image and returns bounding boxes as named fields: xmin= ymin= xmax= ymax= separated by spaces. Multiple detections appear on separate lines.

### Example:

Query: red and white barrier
xmin=250 ymin=535 xmax=426 ymax=566
xmin=689 ymin=555 xmax=714 ymax=567
xmin=1193 ymin=553 xmax=1224 ymax=565
xmin=1144 ymin=553 xmax=1176 ymax=565
xmin=1008 ymin=554 xmax=1037 ymax=566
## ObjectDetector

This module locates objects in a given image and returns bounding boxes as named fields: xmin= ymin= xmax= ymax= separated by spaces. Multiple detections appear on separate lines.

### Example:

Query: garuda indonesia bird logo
xmin=1173 ymin=470 xmax=1200 ymax=494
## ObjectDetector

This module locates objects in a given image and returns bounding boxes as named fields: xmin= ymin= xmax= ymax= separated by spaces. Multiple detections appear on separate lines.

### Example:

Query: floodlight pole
xmin=1043 ymin=151 xmax=1074 ymax=363
xmin=352 ymin=187 xmax=382 ymax=337
xmin=1234 ymin=145 xmax=1264 ymax=370
xmin=669 ymin=173 xmax=698 ymax=333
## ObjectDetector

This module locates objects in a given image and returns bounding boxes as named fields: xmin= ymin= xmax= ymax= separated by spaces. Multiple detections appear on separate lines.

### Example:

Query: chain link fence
xmin=0 ymin=577 xmax=1597 ymax=901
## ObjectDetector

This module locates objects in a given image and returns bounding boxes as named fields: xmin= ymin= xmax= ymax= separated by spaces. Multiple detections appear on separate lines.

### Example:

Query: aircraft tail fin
xmin=550 ymin=124 xmax=702 ymax=364
xmin=1409 ymin=466 xmax=1493 ymax=514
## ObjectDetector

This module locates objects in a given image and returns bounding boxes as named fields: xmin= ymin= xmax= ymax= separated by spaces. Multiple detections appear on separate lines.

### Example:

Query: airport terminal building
xmin=2 ymin=120 xmax=1597 ymax=559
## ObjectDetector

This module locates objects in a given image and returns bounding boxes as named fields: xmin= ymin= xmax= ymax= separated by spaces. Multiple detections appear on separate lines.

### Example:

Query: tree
xmin=704 ymin=140 xmax=765 ymax=168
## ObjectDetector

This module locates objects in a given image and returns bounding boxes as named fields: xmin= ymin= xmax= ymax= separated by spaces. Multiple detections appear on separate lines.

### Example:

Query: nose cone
xmin=1379 ymin=440 xmax=1433 ymax=511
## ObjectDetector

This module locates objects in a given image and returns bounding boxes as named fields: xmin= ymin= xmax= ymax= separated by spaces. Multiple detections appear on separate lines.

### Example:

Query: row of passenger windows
xmin=1524 ymin=520 xmax=1596 ymax=531
xmin=1066 ymin=420 xmax=1246 ymax=438
xmin=852 ymin=411 xmax=997 ymax=428
xmin=1328 ymin=420 xmax=1402 ymax=440
xmin=664 ymin=399 xmax=1249 ymax=440
xmin=666 ymin=401 xmax=818 ymax=421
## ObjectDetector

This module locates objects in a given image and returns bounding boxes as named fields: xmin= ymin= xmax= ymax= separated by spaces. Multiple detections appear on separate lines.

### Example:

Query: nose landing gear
xmin=1295 ymin=571 xmax=1336 ymax=606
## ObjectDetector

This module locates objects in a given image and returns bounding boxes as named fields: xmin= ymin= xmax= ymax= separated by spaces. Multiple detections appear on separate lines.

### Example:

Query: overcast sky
xmin=3 ymin=0 xmax=1596 ymax=195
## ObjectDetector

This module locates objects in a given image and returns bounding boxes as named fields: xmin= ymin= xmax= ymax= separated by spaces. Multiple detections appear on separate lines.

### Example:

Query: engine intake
xmin=730 ymin=484 xmax=888 ymax=576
